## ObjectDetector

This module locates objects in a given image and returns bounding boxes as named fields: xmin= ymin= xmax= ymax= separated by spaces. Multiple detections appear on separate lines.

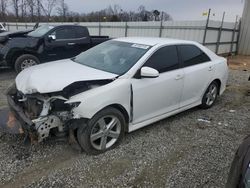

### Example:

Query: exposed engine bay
xmin=1 ymin=79 xmax=113 ymax=143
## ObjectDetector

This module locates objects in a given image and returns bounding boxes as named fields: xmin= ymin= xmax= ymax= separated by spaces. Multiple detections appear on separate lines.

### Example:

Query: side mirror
xmin=48 ymin=34 xmax=56 ymax=42
xmin=140 ymin=67 xmax=159 ymax=78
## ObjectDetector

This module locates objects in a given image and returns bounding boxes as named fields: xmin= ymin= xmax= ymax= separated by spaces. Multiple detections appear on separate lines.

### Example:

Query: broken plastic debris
xmin=197 ymin=119 xmax=211 ymax=123
xmin=218 ymin=122 xmax=222 ymax=125
xmin=229 ymin=110 xmax=236 ymax=113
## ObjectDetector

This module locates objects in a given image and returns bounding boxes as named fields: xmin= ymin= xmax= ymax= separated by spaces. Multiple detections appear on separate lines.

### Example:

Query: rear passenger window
xmin=53 ymin=28 xmax=76 ymax=40
xmin=144 ymin=46 xmax=179 ymax=73
xmin=74 ymin=27 xmax=88 ymax=38
xmin=178 ymin=45 xmax=210 ymax=67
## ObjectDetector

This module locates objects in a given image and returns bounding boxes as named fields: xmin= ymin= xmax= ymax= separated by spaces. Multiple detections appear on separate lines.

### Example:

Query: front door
xmin=43 ymin=27 xmax=81 ymax=62
xmin=131 ymin=45 xmax=184 ymax=124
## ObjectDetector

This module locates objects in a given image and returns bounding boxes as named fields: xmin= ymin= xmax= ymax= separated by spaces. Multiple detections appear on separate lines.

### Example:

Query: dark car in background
xmin=0 ymin=24 xmax=110 ymax=72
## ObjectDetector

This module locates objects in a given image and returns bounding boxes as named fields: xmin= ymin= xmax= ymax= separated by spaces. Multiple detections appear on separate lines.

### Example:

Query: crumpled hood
xmin=16 ymin=59 xmax=118 ymax=94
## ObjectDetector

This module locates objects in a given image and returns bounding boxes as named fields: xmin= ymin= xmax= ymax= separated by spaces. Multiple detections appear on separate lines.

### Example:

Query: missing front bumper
xmin=1 ymin=85 xmax=81 ymax=146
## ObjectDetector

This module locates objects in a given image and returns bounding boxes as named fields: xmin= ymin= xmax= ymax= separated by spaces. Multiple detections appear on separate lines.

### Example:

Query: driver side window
xmin=144 ymin=45 xmax=179 ymax=73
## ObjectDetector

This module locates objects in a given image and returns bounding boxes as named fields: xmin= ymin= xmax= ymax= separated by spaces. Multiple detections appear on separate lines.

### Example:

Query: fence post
xmin=235 ymin=19 xmax=241 ymax=55
xmin=159 ymin=12 xmax=164 ymax=37
xmin=7 ymin=23 xmax=10 ymax=31
xmin=16 ymin=22 xmax=18 ymax=30
xmin=216 ymin=12 xmax=225 ymax=54
xmin=159 ymin=20 xmax=163 ymax=37
xmin=203 ymin=8 xmax=211 ymax=45
xmin=125 ymin=22 xmax=128 ymax=37
xmin=98 ymin=22 xmax=101 ymax=36
xmin=230 ymin=16 xmax=238 ymax=56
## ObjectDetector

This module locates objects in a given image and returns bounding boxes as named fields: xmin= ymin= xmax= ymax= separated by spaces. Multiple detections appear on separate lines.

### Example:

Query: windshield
xmin=27 ymin=25 xmax=54 ymax=37
xmin=73 ymin=40 xmax=151 ymax=75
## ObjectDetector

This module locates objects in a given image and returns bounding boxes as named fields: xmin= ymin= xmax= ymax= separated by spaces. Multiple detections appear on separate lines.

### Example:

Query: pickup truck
xmin=0 ymin=24 xmax=110 ymax=72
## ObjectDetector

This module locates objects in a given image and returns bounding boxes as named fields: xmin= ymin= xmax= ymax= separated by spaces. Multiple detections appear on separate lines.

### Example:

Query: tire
xmin=77 ymin=107 xmax=126 ymax=155
xmin=200 ymin=81 xmax=219 ymax=109
xmin=14 ymin=54 xmax=40 ymax=73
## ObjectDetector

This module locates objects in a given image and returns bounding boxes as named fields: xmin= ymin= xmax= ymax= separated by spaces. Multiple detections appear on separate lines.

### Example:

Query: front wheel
xmin=200 ymin=81 xmax=219 ymax=109
xmin=14 ymin=54 xmax=40 ymax=73
xmin=77 ymin=107 xmax=125 ymax=155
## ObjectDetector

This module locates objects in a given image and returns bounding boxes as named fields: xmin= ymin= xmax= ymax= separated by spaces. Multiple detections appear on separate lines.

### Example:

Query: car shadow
xmin=0 ymin=68 xmax=16 ymax=81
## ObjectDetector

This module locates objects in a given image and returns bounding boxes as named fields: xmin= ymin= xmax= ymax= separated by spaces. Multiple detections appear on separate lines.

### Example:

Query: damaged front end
xmin=1 ymin=84 xmax=73 ymax=143
xmin=0 ymin=79 xmax=113 ymax=144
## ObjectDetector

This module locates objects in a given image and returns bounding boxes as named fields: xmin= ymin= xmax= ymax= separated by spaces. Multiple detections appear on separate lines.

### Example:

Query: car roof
xmin=114 ymin=37 xmax=199 ymax=47
xmin=114 ymin=37 xmax=219 ymax=60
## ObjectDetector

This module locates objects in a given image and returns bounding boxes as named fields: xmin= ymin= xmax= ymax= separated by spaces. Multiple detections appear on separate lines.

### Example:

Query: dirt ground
xmin=0 ymin=56 xmax=249 ymax=188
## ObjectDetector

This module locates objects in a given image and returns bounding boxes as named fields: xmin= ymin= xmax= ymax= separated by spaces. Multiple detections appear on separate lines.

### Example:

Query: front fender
xmin=67 ymin=79 xmax=131 ymax=120
xmin=3 ymin=38 xmax=40 ymax=63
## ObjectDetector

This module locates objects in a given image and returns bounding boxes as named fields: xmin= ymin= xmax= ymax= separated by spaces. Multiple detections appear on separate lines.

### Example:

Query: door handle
xmin=175 ymin=75 xmax=184 ymax=80
xmin=67 ymin=43 xmax=76 ymax=46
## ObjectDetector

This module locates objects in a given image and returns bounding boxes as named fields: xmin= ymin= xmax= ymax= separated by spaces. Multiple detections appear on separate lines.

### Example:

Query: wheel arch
xmin=100 ymin=104 xmax=130 ymax=132
xmin=71 ymin=103 xmax=130 ymax=144
xmin=212 ymin=78 xmax=221 ymax=95
xmin=9 ymin=50 xmax=39 ymax=67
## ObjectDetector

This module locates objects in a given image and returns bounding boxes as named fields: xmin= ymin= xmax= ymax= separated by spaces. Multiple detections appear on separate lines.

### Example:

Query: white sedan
xmin=4 ymin=37 xmax=228 ymax=154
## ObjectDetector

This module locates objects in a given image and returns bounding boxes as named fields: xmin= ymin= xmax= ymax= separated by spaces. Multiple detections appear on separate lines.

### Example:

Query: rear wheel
xmin=77 ymin=107 xmax=125 ymax=155
xmin=201 ymin=81 xmax=219 ymax=109
xmin=14 ymin=54 xmax=40 ymax=73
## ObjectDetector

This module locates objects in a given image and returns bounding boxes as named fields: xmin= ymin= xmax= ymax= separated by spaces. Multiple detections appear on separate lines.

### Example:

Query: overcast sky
xmin=64 ymin=0 xmax=245 ymax=22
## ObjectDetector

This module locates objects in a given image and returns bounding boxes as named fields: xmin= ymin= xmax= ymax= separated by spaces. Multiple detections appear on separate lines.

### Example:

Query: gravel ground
xmin=0 ymin=57 xmax=249 ymax=188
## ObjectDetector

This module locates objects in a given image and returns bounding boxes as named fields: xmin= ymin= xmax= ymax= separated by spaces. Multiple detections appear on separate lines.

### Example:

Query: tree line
xmin=0 ymin=0 xmax=173 ymax=22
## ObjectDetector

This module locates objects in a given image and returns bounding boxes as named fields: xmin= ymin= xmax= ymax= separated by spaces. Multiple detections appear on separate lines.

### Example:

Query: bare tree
xmin=12 ymin=0 xmax=20 ymax=20
xmin=57 ymin=0 xmax=68 ymax=22
xmin=105 ymin=5 xmax=114 ymax=16
xmin=26 ymin=0 xmax=36 ymax=21
xmin=137 ymin=5 xmax=147 ymax=21
xmin=1 ymin=2 xmax=173 ymax=23
xmin=41 ymin=0 xmax=58 ymax=21
xmin=36 ymin=0 xmax=42 ymax=21
xmin=0 ymin=0 xmax=8 ymax=21
xmin=20 ymin=0 xmax=28 ymax=20
xmin=161 ymin=11 xmax=172 ymax=21
xmin=113 ymin=4 xmax=122 ymax=15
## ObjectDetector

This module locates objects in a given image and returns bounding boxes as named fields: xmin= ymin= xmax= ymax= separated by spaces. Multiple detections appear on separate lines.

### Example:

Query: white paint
xmin=140 ymin=67 xmax=159 ymax=78
xmin=16 ymin=59 xmax=118 ymax=94
xmin=15 ymin=37 xmax=228 ymax=133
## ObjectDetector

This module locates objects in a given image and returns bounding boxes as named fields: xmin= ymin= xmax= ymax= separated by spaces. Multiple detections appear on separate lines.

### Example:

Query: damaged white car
xmin=0 ymin=37 xmax=228 ymax=154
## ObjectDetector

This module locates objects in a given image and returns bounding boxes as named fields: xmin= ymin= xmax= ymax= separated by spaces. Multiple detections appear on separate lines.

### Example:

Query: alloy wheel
xmin=20 ymin=59 xmax=37 ymax=70
xmin=205 ymin=84 xmax=218 ymax=106
xmin=90 ymin=115 xmax=121 ymax=150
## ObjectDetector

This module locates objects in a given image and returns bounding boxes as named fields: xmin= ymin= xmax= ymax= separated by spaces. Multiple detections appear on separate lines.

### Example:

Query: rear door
xmin=131 ymin=45 xmax=184 ymax=124
xmin=177 ymin=44 xmax=214 ymax=107
xmin=72 ymin=26 xmax=92 ymax=54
